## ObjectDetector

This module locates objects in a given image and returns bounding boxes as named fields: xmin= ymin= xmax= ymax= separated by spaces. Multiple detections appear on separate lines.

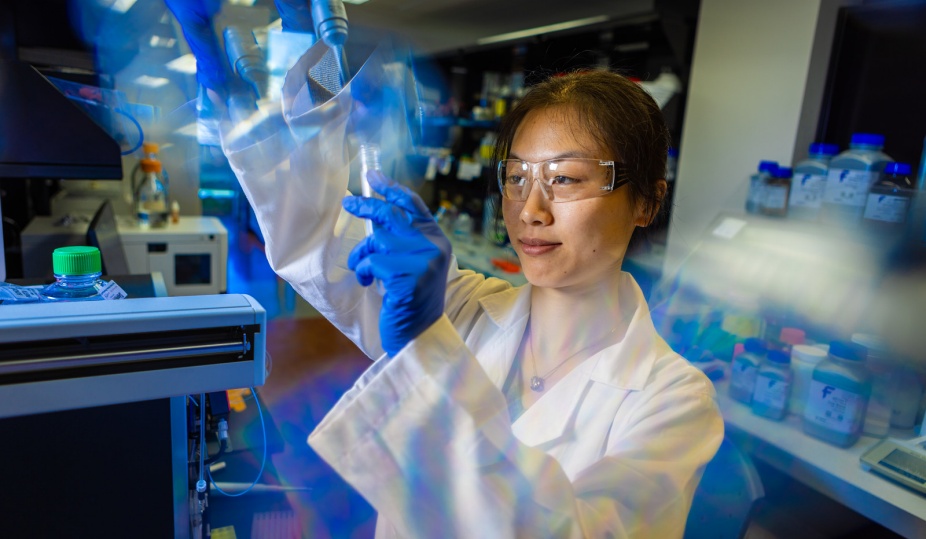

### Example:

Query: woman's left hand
xmin=343 ymin=171 xmax=451 ymax=357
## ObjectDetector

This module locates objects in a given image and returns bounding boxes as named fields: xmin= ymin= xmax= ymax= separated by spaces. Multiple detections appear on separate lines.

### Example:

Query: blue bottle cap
xmin=771 ymin=166 xmax=793 ymax=179
xmin=758 ymin=160 xmax=778 ymax=173
xmin=766 ymin=350 xmax=791 ymax=364
xmin=743 ymin=337 xmax=767 ymax=354
xmin=828 ymin=340 xmax=867 ymax=362
xmin=809 ymin=143 xmax=839 ymax=156
xmin=850 ymin=133 xmax=885 ymax=148
xmin=884 ymin=162 xmax=912 ymax=176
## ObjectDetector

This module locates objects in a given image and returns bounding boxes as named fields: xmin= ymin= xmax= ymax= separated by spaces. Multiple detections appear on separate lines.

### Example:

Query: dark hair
xmin=492 ymin=70 xmax=670 ymax=222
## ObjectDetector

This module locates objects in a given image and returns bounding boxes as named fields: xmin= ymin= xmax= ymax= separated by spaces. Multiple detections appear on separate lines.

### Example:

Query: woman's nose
xmin=519 ymin=179 xmax=554 ymax=225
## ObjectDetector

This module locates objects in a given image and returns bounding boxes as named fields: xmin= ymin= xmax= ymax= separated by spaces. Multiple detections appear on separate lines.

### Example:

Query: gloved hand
xmin=343 ymin=171 xmax=451 ymax=357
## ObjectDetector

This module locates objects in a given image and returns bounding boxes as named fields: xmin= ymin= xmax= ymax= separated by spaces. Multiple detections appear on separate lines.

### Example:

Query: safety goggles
xmin=496 ymin=158 xmax=628 ymax=202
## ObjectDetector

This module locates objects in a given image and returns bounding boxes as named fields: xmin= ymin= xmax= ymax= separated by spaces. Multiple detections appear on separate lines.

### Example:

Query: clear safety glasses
xmin=496 ymin=158 xmax=628 ymax=203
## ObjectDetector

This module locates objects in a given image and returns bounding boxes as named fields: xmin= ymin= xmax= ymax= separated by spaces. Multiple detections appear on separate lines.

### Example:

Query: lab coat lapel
xmin=472 ymin=284 xmax=532 ymax=388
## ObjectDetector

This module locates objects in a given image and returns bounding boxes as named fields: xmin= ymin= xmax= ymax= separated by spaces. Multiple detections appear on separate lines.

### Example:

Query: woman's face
xmin=503 ymin=105 xmax=648 ymax=290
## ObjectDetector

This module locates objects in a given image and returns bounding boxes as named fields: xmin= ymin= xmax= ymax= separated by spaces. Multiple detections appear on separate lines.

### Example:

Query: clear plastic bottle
xmin=41 ymin=246 xmax=120 ymax=302
xmin=760 ymin=166 xmax=792 ymax=217
xmin=803 ymin=340 xmax=871 ymax=447
xmin=821 ymin=133 xmax=893 ymax=227
xmin=359 ymin=143 xmax=383 ymax=235
xmin=746 ymin=160 xmax=778 ymax=214
xmin=751 ymin=349 xmax=793 ymax=420
xmin=862 ymin=162 xmax=915 ymax=229
xmin=135 ymin=157 xmax=169 ymax=229
xmin=729 ymin=337 xmax=768 ymax=404
xmin=790 ymin=143 xmax=839 ymax=221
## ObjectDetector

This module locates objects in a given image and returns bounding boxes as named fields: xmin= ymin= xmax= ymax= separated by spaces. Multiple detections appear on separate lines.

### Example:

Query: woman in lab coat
xmin=227 ymin=63 xmax=723 ymax=537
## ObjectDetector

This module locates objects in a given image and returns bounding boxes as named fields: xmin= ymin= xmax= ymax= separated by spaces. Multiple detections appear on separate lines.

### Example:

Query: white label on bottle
xmin=730 ymin=360 xmax=758 ymax=395
xmin=823 ymin=169 xmax=877 ymax=207
xmin=99 ymin=281 xmax=128 ymax=300
xmin=712 ymin=217 xmax=747 ymax=239
xmin=0 ymin=285 xmax=44 ymax=303
xmin=762 ymin=185 xmax=788 ymax=210
xmin=753 ymin=374 xmax=789 ymax=410
xmin=863 ymin=193 xmax=909 ymax=223
xmin=803 ymin=380 xmax=864 ymax=434
xmin=789 ymin=173 xmax=826 ymax=208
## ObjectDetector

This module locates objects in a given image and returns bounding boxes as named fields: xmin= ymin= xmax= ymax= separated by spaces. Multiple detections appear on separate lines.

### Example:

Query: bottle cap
xmin=743 ymin=337 xmax=768 ymax=355
xmin=52 ymin=246 xmax=102 ymax=276
xmin=779 ymin=327 xmax=806 ymax=346
xmin=758 ymin=160 xmax=778 ymax=173
xmin=767 ymin=350 xmax=791 ymax=364
xmin=792 ymin=344 xmax=827 ymax=364
xmin=668 ymin=147 xmax=679 ymax=158
xmin=850 ymin=133 xmax=885 ymax=148
xmin=771 ymin=166 xmax=792 ymax=179
xmin=809 ymin=143 xmax=839 ymax=156
xmin=140 ymin=158 xmax=162 ymax=173
xmin=884 ymin=162 xmax=912 ymax=176
xmin=142 ymin=142 xmax=160 ymax=154
xmin=829 ymin=340 xmax=867 ymax=362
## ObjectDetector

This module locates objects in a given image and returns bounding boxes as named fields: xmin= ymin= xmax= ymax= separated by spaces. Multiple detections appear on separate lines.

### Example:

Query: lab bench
xmin=714 ymin=378 xmax=926 ymax=538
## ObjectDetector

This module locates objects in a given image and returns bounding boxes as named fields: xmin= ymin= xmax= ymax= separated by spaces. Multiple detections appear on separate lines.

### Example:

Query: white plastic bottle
xmin=820 ymin=133 xmax=892 ymax=227
xmin=790 ymin=143 xmax=839 ymax=221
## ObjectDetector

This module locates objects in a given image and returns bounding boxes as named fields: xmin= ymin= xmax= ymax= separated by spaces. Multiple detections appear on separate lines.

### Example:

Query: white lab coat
xmin=222 ymin=41 xmax=724 ymax=539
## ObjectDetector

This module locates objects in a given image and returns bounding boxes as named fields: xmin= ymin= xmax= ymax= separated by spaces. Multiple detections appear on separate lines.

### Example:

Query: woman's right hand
xmin=343 ymin=171 xmax=451 ymax=357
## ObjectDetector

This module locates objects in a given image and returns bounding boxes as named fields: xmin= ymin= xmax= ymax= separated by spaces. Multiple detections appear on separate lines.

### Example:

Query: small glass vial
xmin=803 ymin=341 xmax=871 ymax=447
xmin=760 ymin=166 xmax=793 ymax=217
xmin=359 ymin=143 xmax=383 ymax=236
xmin=42 ymin=246 xmax=108 ymax=301
xmin=729 ymin=338 xmax=768 ymax=404
xmin=751 ymin=349 xmax=793 ymax=420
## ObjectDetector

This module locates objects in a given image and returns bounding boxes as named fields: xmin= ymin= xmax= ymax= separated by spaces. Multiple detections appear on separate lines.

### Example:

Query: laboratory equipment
xmin=0 ymin=293 xmax=267 ymax=418
xmin=861 ymin=435 xmax=926 ymax=496
xmin=745 ymin=160 xmax=778 ymax=214
xmin=759 ymin=166 xmax=792 ymax=217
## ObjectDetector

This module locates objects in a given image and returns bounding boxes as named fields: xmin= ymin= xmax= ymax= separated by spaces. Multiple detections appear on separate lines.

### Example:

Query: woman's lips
xmin=519 ymin=239 xmax=559 ymax=255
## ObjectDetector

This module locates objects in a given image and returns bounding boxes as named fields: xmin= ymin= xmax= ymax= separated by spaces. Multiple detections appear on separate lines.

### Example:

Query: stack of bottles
xmin=745 ymin=132 xmax=923 ymax=230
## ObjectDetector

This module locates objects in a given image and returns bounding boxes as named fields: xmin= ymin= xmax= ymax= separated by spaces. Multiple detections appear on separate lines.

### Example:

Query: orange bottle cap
xmin=142 ymin=142 xmax=159 ymax=154
xmin=140 ymin=158 xmax=162 ymax=173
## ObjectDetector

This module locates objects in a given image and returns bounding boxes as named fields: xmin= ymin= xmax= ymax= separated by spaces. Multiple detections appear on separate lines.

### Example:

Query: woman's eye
xmin=506 ymin=175 xmax=527 ymax=185
xmin=551 ymin=175 xmax=581 ymax=185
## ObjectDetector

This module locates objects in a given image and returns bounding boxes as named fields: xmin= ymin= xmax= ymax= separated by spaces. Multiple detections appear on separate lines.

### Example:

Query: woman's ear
xmin=635 ymin=179 xmax=668 ymax=227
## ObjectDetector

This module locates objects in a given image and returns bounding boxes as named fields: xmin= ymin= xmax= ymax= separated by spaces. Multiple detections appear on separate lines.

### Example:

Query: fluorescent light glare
xmin=133 ymin=75 xmax=170 ymax=88
xmin=110 ymin=0 xmax=138 ymax=14
xmin=166 ymin=54 xmax=198 ymax=75
xmin=343 ymin=0 xmax=370 ymax=4
xmin=149 ymin=35 xmax=177 ymax=48
xmin=477 ymin=16 xmax=609 ymax=46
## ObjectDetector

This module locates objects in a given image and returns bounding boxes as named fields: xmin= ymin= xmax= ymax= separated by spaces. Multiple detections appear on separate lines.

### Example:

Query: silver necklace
xmin=528 ymin=336 xmax=585 ymax=392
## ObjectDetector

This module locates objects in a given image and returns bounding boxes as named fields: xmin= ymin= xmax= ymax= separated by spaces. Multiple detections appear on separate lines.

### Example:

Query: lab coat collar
xmin=477 ymin=274 xmax=659 ymax=392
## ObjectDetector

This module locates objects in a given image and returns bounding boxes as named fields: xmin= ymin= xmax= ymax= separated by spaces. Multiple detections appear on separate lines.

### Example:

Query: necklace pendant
xmin=530 ymin=376 xmax=544 ymax=392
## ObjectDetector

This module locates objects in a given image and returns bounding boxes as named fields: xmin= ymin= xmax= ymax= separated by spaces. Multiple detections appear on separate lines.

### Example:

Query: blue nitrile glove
xmin=343 ymin=171 xmax=451 ymax=357
xmin=164 ymin=0 xmax=228 ymax=94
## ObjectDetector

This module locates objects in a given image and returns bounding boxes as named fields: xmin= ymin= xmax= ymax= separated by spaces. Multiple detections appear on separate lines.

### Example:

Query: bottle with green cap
xmin=41 ymin=246 xmax=126 ymax=301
